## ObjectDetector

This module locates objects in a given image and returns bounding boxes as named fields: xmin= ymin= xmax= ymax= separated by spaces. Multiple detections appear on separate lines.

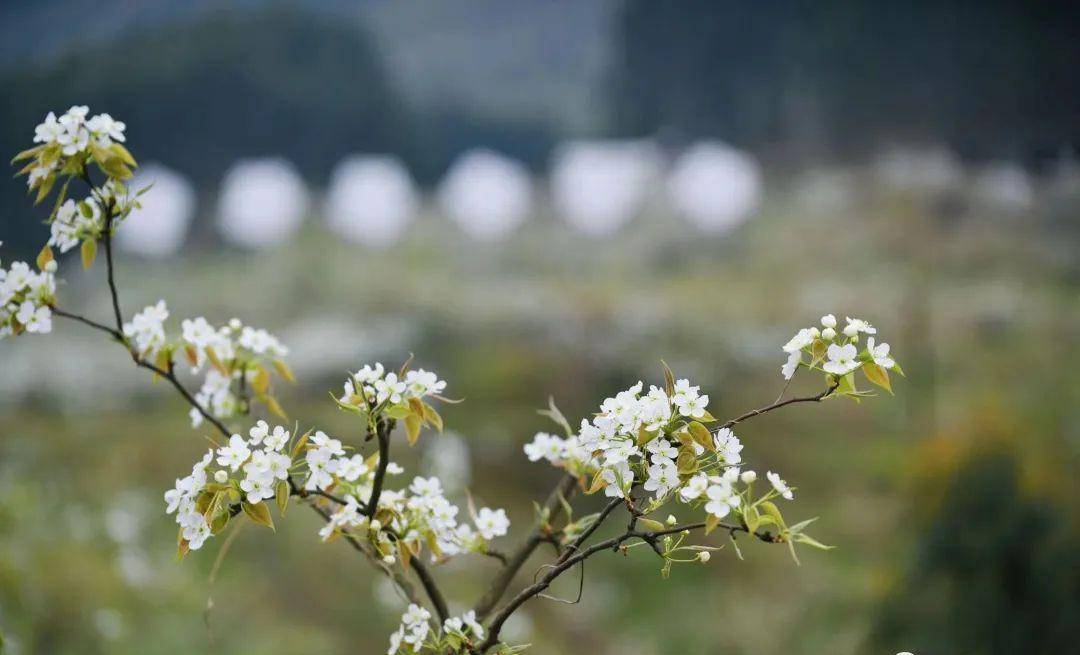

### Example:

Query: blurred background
xmin=1 ymin=1 xmax=1078 ymax=653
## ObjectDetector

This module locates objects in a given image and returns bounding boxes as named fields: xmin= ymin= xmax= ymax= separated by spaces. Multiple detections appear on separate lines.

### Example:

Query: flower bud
xmin=44 ymin=260 xmax=58 ymax=273
xmin=821 ymin=314 xmax=837 ymax=328
xmin=809 ymin=327 xmax=820 ymax=338
xmin=843 ymin=324 xmax=858 ymax=337
xmin=821 ymin=327 xmax=836 ymax=340
xmin=229 ymin=318 xmax=242 ymax=330
xmin=740 ymin=470 xmax=757 ymax=484
xmin=382 ymin=555 xmax=395 ymax=564
xmin=697 ymin=551 xmax=711 ymax=563
xmin=370 ymin=520 xmax=382 ymax=532
xmin=214 ymin=470 xmax=228 ymax=483
xmin=666 ymin=514 xmax=677 ymax=526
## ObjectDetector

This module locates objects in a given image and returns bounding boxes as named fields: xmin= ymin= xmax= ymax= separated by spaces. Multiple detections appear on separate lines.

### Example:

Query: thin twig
xmin=714 ymin=381 xmax=839 ymax=433
xmin=472 ymin=473 xmax=577 ymax=620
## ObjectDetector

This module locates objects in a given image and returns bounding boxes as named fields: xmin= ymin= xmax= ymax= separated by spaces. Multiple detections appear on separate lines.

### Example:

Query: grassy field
xmin=1 ymin=187 xmax=1077 ymax=654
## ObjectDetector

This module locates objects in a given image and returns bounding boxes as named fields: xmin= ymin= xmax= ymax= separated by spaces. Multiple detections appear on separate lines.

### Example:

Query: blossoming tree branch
xmin=3 ymin=107 xmax=903 ymax=654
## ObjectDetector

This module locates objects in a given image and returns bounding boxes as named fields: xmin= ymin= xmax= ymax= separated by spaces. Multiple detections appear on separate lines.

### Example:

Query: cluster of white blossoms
xmin=163 ymin=449 xmax=216 ymax=550
xmin=524 ymin=376 xmax=803 ymax=542
xmin=781 ymin=314 xmax=901 ymax=384
xmin=320 ymin=473 xmax=510 ymax=565
xmin=32 ymin=105 xmax=126 ymax=158
xmin=180 ymin=315 xmax=289 ymax=428
xmin=339 ymin=362 xmax=448 ymax=407
xmin=387 ymin=604 xmax=485 ymax=655
xmin=164 ymin=421 xmax=296 ymax=551
xmin=122 ymin=304 xmax=294 ymax=428
xmin=0 ymin=244 xmax=56 ymax=340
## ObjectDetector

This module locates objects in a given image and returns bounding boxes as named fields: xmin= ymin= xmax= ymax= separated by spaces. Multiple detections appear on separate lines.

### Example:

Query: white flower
xmin=844 ymin=316 xmax=876 ymax=337
xmin=336 ymin=455 xmax=368 ymax=482
xmin=767 ymin=471 xmax=794 ymax=500
xmin=16 ymin=301 xmax=51 ymax=333
xmin=821 ymin=327 xmax=837 ymax=340
xmin=86 ymin=113 xmax=126 ymax=144
xmin=248 ymin=420 xmax=270 ymax=445
xmin=823 ymin=343 xmax=859 ymax=375
xmin=409 ymin=476 xmax=443 ymax=499
xmin=264 ymin=425 xmax=290 ymax=451
xmin=474 ymin=507 xmax=510 ymax=540
xmin=704 ymin=480 xmax=741 ymax=518
xmin=781 ymin=350 xmax=801 ymax=380
xmin=374 ymin=372 xmax=406 ymax=405
xmin=676 ymin=392 xmax=709 ymax=419
xmin=602 ymin=462 xmax=634 ymax=498
xmin=216 ymin=434 xmax=251 ymax=472
xmin=782 ymin=328 xmax=816 ymax=353
xmin=821 ymin=314 xmax=837 ymax=328
xmin=122 ymin=300 xmax=168 ymax=357
xmin=403 ymin=368 xmax=446 ymax=398
xmin=679 ymin=473 xmax=709 ymax=502
xmin=866 ymin=337 xmax=895 ymax=369
xmin=34 ymin=112 xmax=64 ymax=144
xmin=523 ymin=432 xmax=565 ymax=463
xmin=713 ymin=428 xmax=743 ymax=465
xmin=643 ymin=461 xmax=680 ymax=497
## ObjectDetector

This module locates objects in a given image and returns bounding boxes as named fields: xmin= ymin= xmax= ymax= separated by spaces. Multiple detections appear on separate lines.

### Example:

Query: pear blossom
xmin=122 ymin=300 xmax=168 ymax=357
xmin=16 ymin=301 xmax=51 ymax=333
xmin=823 ymin=343 xmax=860 ymax=375
xmin=216 ymin=434 xmax=251 ymax=472
xmin=374 ymin=372 xmax=406 ymax=404
xmin=843 ymin=316 xmax=876 ymax=337
xmin=866 ymin=337 xmax=895 ymax=369
xmin=767 ymin=471 xmax=794 ymax=500
xmin=474 ymin=507 xmax=510 ymax=539
xmin=781 ymin=350 xmax=801 ymax=379
xmin=704 ymin=479 xmax=741 ymax=518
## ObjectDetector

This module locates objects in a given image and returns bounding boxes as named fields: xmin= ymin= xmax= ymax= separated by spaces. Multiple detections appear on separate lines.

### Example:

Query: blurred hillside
xmin=2 ymin=0 xmax=1078 ymax=256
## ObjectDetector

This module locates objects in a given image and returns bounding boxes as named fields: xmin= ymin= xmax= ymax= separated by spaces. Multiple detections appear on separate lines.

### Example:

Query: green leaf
xmin=80 ymin=239 xmax=96 ymax=269
xmin=276 ymin=480 xmax=290 ymax=516
xmin=251 ymin=365 xmax=270 ymax=395
xmin=421 ymin=402 xmax=443 ymax=433
xmin=538 ymin=396 xmax=574 ymax=437
xmin=109 ymin=142 xmax=138 ymax=167
xmin=793 ymin=532 xmax=835 ymax=550
xmin=36 ymin=243 xmax=54 ymax=271
xmin=10 ymin=144 xmax=44 ymax=164
xmin=758 ymin=500 xmax=786 ymax=531
xmin=264 ymin=395 xmax=288 ymax=421
xmin=704 ymin=513 xmax=720 ymax=535
xmin=384 ymin=403 xmax=411 ymax=420
xmin=687 ymin=421 xmax=714 ymax=452
xmin=638 ymin=517 xmax=665 ymax=531
xmin=636 ymin=425 xmax=659 ymax=447
xmin=404 ymin=413 xmax=421 ymax=446
xmin=660 ymin=359 xmax=675 ymax=396
xmin=242 ymin=501 xmax=275 ymax=530
xmin=34 ymin=173 xmax=55 ymax=204
xmin=272 ymin=359 xmax=296 ymax=383
xmin=862 ymin=361 xmax=892 ymax=394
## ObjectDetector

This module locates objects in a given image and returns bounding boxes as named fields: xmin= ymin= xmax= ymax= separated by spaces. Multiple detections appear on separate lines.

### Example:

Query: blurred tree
xmin=0 ymin=4 xmax=410 ymax=255
xmin=870 ymin=447 xmax=1080 ymax=655
xmin=610 ymin=0 xmax=1080 ymax=162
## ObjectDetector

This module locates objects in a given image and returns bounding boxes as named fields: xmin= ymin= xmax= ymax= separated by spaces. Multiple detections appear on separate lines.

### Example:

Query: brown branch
xmin=364 ymin=418 xmax=392 ymax=520
xmin=477 ymin=518 xmax=778 ymax=652
xmin=409 ymin=556 xmax=450 ymax=623
xmin=473 ymin=473 xmax=577 ymax=620
xmin=713 ymin=380 xmax=839 ymax=433
xmin=101 ymin=211 xmax=124 ymax=333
